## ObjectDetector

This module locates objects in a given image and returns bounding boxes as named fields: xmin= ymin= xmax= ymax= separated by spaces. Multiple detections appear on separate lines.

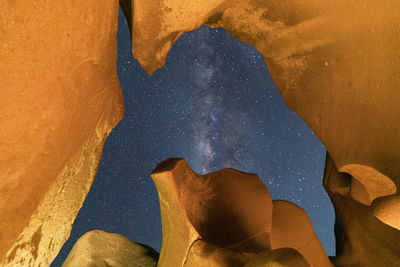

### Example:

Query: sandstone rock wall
xmin=1 ymin=0 xmax=400 ymax=265
xmin=150 ymin=158 xmax=332 ymax=267
xmin=0 ymin=1 xmax=124 ymax=265
xmin=62 ymin=230 xmax=158 ymax=267
xmin=121 ymin=0 xmax=400 ymax=264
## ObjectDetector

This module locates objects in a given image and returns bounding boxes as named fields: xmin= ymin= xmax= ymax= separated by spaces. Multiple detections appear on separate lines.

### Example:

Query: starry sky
xmin=52 ymin=8 xmax=335 ymax=265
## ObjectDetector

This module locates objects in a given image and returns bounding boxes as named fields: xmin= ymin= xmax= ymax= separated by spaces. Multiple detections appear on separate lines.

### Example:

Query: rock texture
xmin=123 ymin=0 xmax=400 ymax=190
xmin=244 ymin=248 xmax=310 ymax=267
xmin=270 ymin=200 xmax=329 ymax=266
xmin=62 ymin=230 xmax=158 ymax=267
xmin=323 ymin=154 xmax=400 ymax=266
xmin=2 ymin=0 xmax=400 ymax=266
xmin=0 ymin=1 xmax=123 ymax=266
xmin=120 ymin=0 xmax=400 ymax=265
xmin=150 ymin=158 xmax=331 ymax=267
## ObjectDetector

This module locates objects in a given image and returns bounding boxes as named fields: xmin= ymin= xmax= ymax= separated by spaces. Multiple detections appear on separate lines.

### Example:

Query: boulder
xmin=62 ymin=230 xmax=158 ymax=267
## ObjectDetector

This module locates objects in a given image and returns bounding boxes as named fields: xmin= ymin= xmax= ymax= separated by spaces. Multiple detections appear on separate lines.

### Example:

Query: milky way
xmin=52 ymin=10 xmax=335 ymax=266
xmin=187 ymin=27 xmax=246 ymax=173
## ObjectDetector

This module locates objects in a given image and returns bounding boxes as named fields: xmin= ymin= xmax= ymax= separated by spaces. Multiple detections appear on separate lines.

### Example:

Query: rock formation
xmin=120 ymin=0 xmax=400 ymax=265
xmin=323 ymin=154 xmax=400 ymax=266
xmin=244 ymin=248 xmax=310 ymax=267
xmin=150 ymin=158 xmax=331 ymax=267
xmin=0 ymin=1 xmax=123 ymax=266
xmin=62 ymin=230 xmax=158 ymax=267
xmin=1 ymin=0 xmax=400 ymax=266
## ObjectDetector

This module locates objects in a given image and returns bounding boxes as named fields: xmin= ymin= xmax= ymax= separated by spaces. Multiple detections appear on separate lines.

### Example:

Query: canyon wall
xmin=1 ymin=0 xmax=399 ymax=266
xmin=121 ymin=0 xmax=400 ymax=265
xmin=0 ymin=1 xmax=123 ymax=265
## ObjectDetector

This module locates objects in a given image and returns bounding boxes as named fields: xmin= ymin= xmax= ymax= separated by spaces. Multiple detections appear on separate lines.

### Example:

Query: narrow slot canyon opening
xmin=52 ymin=8 xmax=335 ymax=265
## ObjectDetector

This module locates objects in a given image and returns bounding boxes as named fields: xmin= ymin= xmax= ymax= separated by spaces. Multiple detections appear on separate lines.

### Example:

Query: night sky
xmin=52 ymin=8 xmax=335 ymax=265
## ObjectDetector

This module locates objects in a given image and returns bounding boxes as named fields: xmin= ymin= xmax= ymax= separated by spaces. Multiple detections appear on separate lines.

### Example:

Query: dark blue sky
xmin=52 ymin=8 xmax=334 ymax=265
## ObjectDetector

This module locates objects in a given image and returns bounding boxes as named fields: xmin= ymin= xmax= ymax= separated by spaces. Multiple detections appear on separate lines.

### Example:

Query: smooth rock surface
xmin=184 ymin=240 xmax=245 ymax=267
xmin=62 ymin=230 xmax=158 ymax=267
xmin=323 ymin=154 xmax=400 ymax=266
xmin=0 ymin=1 xmax=123 ymax=265
xmin=151 ymin=158 xmax=273 ymax=266
xmin=244 ymin=248 xmax=310 ymax=267
xmin=151 ymin=158 xmax=330 ymax=267
xmin=270 ymin=200 xmax=332 ymax=267
xmin=120 ymin=1 xmax=400 ymax=264
xmin=2 ymin=0 xmax=400 ymax=265
xmin=123 ymin=0 xmax=400 ymax=190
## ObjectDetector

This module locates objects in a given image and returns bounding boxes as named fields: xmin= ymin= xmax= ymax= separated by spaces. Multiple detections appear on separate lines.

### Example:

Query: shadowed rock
xmin=184 ymin=240 xmax=246 ymax=267
xmin=244 ymin=248 xmax=310 ymax=267
xmin=151 ymin=158 xmax=273 ymax=266
xmin=323 ymin=154 xmax=400 ymax=266
xmin=151 ymin=158 xmax=331 ymax=266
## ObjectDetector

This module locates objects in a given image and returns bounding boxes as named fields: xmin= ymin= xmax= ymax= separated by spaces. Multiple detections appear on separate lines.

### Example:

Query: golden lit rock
xmin=2 ymin=0 xmax=400 ymax=265
xmin=123 ymin=0 xmax=400 ymax=188
xmin=151 ymin=158 xmax=331 ymax=266
xmin=323 ymin=154 xmax=400 ymax=266
xmin=121 ymin=0 xmax=400 ymax=264
xmin=151 ymin=158 xmax=273 ymax=266
xmin=372 ymin=195 xmax=400 ymax=230
xmin=62 ymin=230 xmax=158 ymax=267
xmin=0 ymin=1 xmax=123 ymax=265
xmin=270 ymin=200 xmax=331 ymax=267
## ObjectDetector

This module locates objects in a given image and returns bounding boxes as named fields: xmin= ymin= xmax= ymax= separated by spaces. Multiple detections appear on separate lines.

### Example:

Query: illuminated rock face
xmin=121 ymin=0 xmax=400 ymax=265
xmin=2 ymin=0 xmax=400 ymax=266
xmin=62 ymin=230 xmax=158 ymax=267
xmin=150 ymin=158 xmax=331 ymax=267
xmin=0 ymin=0 xmax=123 ymax=266
xmin=323 ymin=154 xmax=400 ymax=266
xmin=123 ymin=0 xmax=400 ymax=183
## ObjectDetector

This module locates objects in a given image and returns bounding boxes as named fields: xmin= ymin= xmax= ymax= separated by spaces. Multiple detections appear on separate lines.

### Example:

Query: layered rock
xmin=62 ymin=230 xmax=158 ymax=267
xmin=0 ymin=0 xmax=123 ymax=265
xmin=150 ymin=158 xmax=331 ymax=267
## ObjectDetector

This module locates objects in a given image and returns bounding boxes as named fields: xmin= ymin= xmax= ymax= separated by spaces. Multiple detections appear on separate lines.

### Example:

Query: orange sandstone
xmin=0 ymin=1 xmax=123 ymax=265
xmin=121 ymin=0 xmax=400 ymax=264
xmin=62 ymin=230 xmax=158 ymax=267
xmin=150 ymin=158 xmax=331 ymax=267
xmin=1 ymin=0 xmax=400 ymax=265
